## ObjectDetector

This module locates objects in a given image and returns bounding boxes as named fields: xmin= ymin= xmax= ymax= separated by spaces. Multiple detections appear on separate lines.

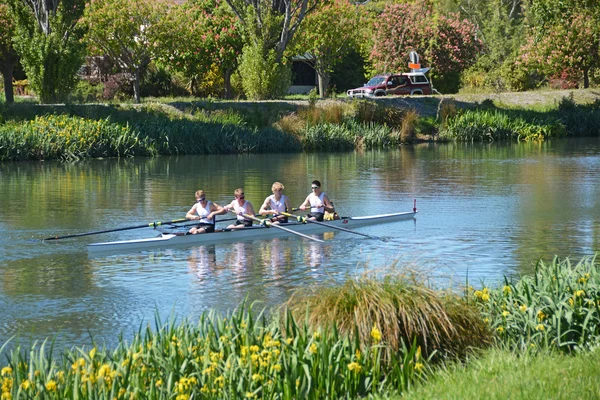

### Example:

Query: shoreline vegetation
xmin=1 ymin=255 xmax=600 ymax=399
xmin=1 ymin=90 xmax=600 ymax=162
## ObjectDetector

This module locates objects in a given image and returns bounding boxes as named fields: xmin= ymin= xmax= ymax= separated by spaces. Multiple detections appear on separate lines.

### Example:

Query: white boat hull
xmin=87 ymin=211 xmax=416 ymax=255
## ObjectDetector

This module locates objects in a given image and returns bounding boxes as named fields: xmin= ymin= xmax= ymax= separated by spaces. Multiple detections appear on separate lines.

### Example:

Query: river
xmin=1 ymin=138 xmax=599 ymax=351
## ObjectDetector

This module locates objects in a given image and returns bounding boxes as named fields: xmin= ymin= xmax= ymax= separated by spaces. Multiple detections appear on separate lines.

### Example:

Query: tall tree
xmin=83 ymin=0 xmax=169 ymax=103
xmin=8 ymin=0 xmax=87 ymax=103
xmin=290 ymin=0 xmax=358 ymax=97
xmin=162 ymin=0 xmax=242 ymax=98
xmin=224 ymin=0 xmax=316 ymax=63
xmin=0 ymin=2 xmax=18 ymax=103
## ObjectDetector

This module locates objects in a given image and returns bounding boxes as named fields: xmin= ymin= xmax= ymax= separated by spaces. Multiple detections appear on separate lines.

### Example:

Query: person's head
xmin=271 ymin=182 xmax=284 ymax=194
xmin=195 ymin=190 xmax=206 ymax=202
xmin=311 ymin=180 xmax=321 ymax=193
xmin=234 ymin=188 xmax=245 ymax=202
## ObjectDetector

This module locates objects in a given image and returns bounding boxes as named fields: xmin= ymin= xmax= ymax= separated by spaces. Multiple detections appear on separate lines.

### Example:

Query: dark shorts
xmin=194 ymin=224 xmax=215 ymax=233
xmin=270 ymin=216 xmax=289 ymax=223
xmin=308 ymin=212 xmax=324 ymax=222
xmin=236 ymin=220 xmax=253 ymax=227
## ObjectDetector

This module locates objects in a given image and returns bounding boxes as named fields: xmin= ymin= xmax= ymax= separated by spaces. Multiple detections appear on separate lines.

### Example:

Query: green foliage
xmin=440 ymin=109 xmax=566 ymax=141
xmin=8 ymin=0 xmax=87 ymax=103
xmin=307 ymin=87 xmax=319 ymax=108
xmin=238 ymin=43 xmax=291 ymax=100
xmin=0 ymin=300 xmax=429 ymax=399
xmin=68 ymin=80 xmax=104 ymax=103
xmin=471 ymin=255 xmax=600 ymax=352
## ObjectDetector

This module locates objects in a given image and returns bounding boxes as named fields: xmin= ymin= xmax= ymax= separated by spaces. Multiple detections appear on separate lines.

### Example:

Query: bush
xmin=238 ymin=43 xmax=291 ymax=100
xmin=284 ymin=273 xmax=491 ymax=360
xmin=69 ymin=80 xmax=104 ymax=103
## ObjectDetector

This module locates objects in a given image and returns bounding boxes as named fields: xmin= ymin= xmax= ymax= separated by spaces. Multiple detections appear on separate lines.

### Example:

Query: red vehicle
xmin=347 ymin=68 xmax=432 ymax=98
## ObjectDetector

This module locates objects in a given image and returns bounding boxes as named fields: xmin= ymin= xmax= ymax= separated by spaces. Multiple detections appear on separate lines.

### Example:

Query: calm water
xmin=1 ymin=139 xmax=599 ymax=351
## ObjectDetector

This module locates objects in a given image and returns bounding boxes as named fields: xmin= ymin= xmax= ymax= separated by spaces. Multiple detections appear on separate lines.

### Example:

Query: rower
xmin=223 ymin=188 xmax=256 ymax=229
xmin=297 ymin=180 xmax=336 ymax=222
xmin=259 ymin=182 xmax=292 ymax=224
xmin=185 ymin=190 xmax=227 ymax=234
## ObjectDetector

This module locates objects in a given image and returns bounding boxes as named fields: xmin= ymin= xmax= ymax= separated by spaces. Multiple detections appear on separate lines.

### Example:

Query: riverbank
xmin=1 ymin=89 xmax=599 ymax=161
xmin=1 ymin=255 xmax=599 ymax=398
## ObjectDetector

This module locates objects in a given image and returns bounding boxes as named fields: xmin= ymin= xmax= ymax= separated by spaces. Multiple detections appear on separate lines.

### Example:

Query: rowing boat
xmin=87 ymin=211 xmax=417 ymax=254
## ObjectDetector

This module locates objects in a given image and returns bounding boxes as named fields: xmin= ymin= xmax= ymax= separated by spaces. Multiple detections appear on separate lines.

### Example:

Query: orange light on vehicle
xmin=408 ymin=63 xmax=420 ymax=69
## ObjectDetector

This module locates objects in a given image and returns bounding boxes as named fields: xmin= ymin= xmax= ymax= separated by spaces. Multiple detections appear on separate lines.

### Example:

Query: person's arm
xmin=322 ymin=194 xmax=335 ymax=212
xmin=259 ymin=197 xmax=272 ymax=216
xmin=298 ymin=195 xmax=311 ymax=211
xmin=245 ymin=202 xmax=256 ymax=217
xmin=223 ymin=200 xmax=234 ymax=212
xmin=209 ymin=202 xmax=226 ymax=219
xmin=186 ymin=204 xmax=199 ymax=220
xmin=284 ymin=196 xmax=292 ymax=213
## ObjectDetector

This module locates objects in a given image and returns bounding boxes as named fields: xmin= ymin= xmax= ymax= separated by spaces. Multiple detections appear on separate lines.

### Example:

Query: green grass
xmin=399 ymin=347 xmax=600 ymax=400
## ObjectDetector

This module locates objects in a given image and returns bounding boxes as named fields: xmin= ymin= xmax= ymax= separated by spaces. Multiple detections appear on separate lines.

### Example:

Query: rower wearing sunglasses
xmin=185 ymin=190 xmax=227 ymax=234
xmin=298 ymin=180 xmax=335 ymax=222
xmin=223 ymin=188 xmax=256 ymax=229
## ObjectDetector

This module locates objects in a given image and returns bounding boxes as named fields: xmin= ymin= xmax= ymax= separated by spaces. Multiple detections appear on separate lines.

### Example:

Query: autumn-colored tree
xmin=8 ymin=0 xmax=87 ymax=103
xmin=290 ymin=0 xmax=359 ymax=97
xmin=0 ymin=2 xmax=18 ymax=103
xmin=518 ymin=13 xmax=599 ymax=88
xmin=162 ymin=0 xmax=242 ymax=98
xmin=370 ymin=1 xmax=481 ymax=93
xmin=84 ymin=0 xmax=169 ymax=103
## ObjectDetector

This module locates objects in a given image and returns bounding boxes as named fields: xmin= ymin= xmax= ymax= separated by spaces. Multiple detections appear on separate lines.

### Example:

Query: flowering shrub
xmin=370 ymin=0 xmax=482 ymax=93
xmin=471 ymin=255 xmax=600 ymax=352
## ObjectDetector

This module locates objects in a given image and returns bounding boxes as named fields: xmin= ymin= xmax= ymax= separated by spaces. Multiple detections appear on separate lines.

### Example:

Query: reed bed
xmin=0 ymin=304 xmax=429 ymax=400
xmin=470 ymin=255 xmax=600 ymax=352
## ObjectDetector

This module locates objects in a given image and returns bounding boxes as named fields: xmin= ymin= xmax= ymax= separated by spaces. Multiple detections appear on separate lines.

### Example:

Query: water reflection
xmin=187 ymin=245 xmax=218 ymax=284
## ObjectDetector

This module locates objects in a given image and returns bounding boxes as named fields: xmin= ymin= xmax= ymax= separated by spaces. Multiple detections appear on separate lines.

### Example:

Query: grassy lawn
xmin=397 ymin=348 xmax=600 ymax=400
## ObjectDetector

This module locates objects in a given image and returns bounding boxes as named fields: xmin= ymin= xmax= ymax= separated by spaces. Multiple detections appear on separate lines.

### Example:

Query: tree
xmin=290 ymin=0 xmax=358 ymax=97
xmin=224 ymin=0 xmax=317 ymax=63
xmin=83 ymin=0 xmax=169 ymax=103
xmin=370 ymin=1 xmax=481 ymax=93
xmin=162 ymin=0 xmax=242 ymax=98
xmin=518 ymin=13 xmax=599 ymax=88
xmin=8 ymin=0 xmax=87 ymax=103
xmin=224 ymin=0 xmax=317 ymax=98
xmin=0 ymin=2 xmax=18 ymax=103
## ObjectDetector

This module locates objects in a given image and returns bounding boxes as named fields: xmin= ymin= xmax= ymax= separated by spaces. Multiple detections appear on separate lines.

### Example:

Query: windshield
xmin=365 ymin=76 xmax=386 ymax=86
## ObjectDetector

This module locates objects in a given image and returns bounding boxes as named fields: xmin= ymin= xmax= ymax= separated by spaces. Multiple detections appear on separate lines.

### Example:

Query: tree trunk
xmin=133 ymin=69 xmax=141 ymax=103
xmin=1 ymin=62 xmax=14 ymax=103
xmin=317 ymin=70 xmax=329 ymax=98
xmin=223 ymin=69 xmax=232 ymax=99
xmin=583 ymin=68 xmax=589 ymax=89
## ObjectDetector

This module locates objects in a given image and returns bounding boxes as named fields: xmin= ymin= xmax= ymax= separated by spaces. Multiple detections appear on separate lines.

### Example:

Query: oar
xmin=282 ymin=211 xmax=384 ymax=240
xmin=228 ymin=210 xmax=324 ymax=243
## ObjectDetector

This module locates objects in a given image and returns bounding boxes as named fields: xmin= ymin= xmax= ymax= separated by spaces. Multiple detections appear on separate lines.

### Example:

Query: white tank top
xmin=309 ymin=192 xmax=326 ymax=213
xmin=232 ymin=200 xmax=252 ymax=222
xmin=268 ymin=194 xmax=288 ymax=213
xmin=196 ymin=201 xmax=215 ymax=225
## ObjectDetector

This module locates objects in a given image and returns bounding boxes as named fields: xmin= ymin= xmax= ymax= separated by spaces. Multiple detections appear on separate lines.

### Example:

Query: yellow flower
xmin=246 ymin=392 xmax=256 ymax=398
xmin=313 ymin=332 xmax=321 ymax=340
xmin=483 ymin=317 xmax=489 ymax=323
xmin=568 ymin=298 xmax=575 ymax=306
xmin=537 ymin=310 xmax=546 ymax=321
xmin=240 ymin=322 xmax=247 ymax=329
xmin=575 ymin=290 xmax=585 ymax=297
xmin=20 ymin=380 xmax=32 ymax=390
xmin=496 ymin=326 xmax=504 ymax=333
xmin=0 ymin=367 xmax=12 ymax=376
xmin=272 ymin=364 xmax=282 ymax=372
xmin=348 ymin=362 xmax=362 ymax=373
xmin=536 ymin=324 xmax=545 ymax=331
xmin=371 ymin=325 xmax=382 ymax=343
xmin=415 ymin=362 xmax=424 ymax=373
xmin=89 ymin=347 xmax=96 ymax=359
xmin=286 ymin=338 xmax=294 ymax=345
xmin=474 ymin=290 xmax=483 ymax=299
xmin=309 ymin=343 xmax=317 ymax=354
xmin=155 ymin=379 xmax=163 ymax=387
xmin=251 ymin=373 xmax=263 ymax=382
xmin=249 ymin=345 xmax=260 ymax=353
xmin=45 ymin=380 xmax=57 ymax=391
xmin=503 ymin=285 xmax=512 ymax=295
xmin=519 ymin=305 xmax=527 ymax=312
xmin=355 ymin=349 xmax=361 ymax=360
xmin=502 ymin=311 xmax=510 ymax=317
xmin=481 ymin=293 xmax=490 ymax=302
